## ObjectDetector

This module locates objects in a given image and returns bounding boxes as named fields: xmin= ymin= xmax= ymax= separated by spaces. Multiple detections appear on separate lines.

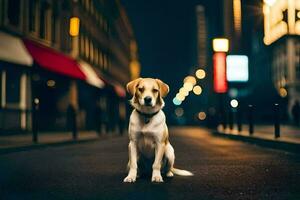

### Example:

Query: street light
xmin=212 ymin=38 xmax=229 ymax=52
xmin=69 ymin=17 xmax=80 ymax=37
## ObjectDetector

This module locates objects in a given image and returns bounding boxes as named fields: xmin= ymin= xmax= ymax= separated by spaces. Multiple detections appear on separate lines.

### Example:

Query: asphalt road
xmin=0 ymin=127 xmax=300 ymax=200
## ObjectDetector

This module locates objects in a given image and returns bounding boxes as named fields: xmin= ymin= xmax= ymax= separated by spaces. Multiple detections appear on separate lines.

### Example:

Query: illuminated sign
xmin=263 ymin=0 xmax=300 ymax=45
xmin=226 ymin=55 xmax=249 ymax=82
xmin=212 ymin=38 xmax=229 ymax=52
xmin=213 ymin=53 xmax=228 ymax=93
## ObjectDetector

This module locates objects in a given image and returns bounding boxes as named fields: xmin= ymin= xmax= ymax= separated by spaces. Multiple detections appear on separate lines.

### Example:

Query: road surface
xmin=0 ymin=127 xmax=299 ymax=199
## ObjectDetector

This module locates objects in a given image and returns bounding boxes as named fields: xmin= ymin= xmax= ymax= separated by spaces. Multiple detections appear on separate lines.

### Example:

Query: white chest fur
xmin=128 ymin=110 xmax=166 ymax=157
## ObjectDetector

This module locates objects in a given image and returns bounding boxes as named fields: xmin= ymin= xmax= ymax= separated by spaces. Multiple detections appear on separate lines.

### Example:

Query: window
xmin=52 ymin=1 xmax=59 ymax=44
xmin=6 ymin=69 xmax=21 ymax=104
xmin=39 ymin=0 xmax=52 ymax=40
xmin=7 ymin=0 xmax=21 ymax=27
xmin=29 ymin=0 xmax=38 ymax=33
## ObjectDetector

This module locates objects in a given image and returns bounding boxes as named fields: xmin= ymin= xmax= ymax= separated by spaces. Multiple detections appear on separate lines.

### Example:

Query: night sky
xmin=121 ymin=0 xmax=223 ymax=110
xmin=122 ymin=1 xmax=222 ymax=80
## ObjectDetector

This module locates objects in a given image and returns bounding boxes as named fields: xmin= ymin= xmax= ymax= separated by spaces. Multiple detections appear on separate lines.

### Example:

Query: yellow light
xmin=179 ymin=87 xmax=189 ymax=96
xmin=195 ymin=69 xmax=206 ymax=79
xmin=230 ymin=99 xmax=239 ymax=108
xmin=175 ymin=107 xmax=184 ymax=117
xmin=69 ymin=17 xmax=80 ymax=36
xmin=279 ymin=87 xmax=287 ymax=97
xmin=193 ymin=85 xmax=202 ymax=95
xmin=183 ymin=82 xmax=193 ymax=91
xmin=264 ymin=0 xmax=276 ymax=6
xmin=212 ymin=38 xmax=229 ymax=52
xmin=184 ymin=76 xmax=197 ymax=85
xmin=198 ymin=112 xmax=206 ymax=120
xmin=176 ymin=93 xmax=185 ymax=101
xmin=47 ymin=80 xmax=56 ymax=87
xmin=233 ymin=0 xmax=242 ymax=34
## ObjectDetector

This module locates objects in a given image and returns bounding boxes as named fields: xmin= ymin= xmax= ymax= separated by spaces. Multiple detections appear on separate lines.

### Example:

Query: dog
xmin=124 ymin=78 xmax=193 ymax=183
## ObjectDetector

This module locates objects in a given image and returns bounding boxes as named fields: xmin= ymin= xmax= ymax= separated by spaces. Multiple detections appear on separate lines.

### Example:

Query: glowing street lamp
xmin=69 ymin=17 xmax=80 ymax=37
xmin=212 ymin=38 xmax=229 ymax=52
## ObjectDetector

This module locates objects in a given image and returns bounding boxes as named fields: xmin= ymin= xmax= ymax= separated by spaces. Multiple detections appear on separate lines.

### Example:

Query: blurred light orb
xmin=184 ymin=76 xmax=197 ymax=85
xmin=230 ymin=99 xmax=239 ymax=108
xmin=297 ymin=11 xmax=300 ymax=19
xmin=198 ymin=112 xmax=206 ymax=120
xmin=279 ymin=87 xmax=287 ymax=97
xmin=176 ymin=93 xmax=185 ymax=101
xmin=196 ymin=69 xmax=206 ymax=79
xmin=179 ymin=87 xmax=189 ymax=96
xmin=264 ymin=0 xmax=276 ymax=6
xmin=34 ymin=98 xmax=40 ymax=104
xmin=183 ymin=82 xmax=193 ymax=91
xmin=47 ymin=80 xmax=56 ymax=87
xmin=173 ymin=97 xmax=182 ymax=106
xmin=212 ymin=38 xmax=229 ymax=52
xmin=193 ymin=85 xmax=202 ymax=95
xmin=175 ymin=107 xmax=184 ymax=117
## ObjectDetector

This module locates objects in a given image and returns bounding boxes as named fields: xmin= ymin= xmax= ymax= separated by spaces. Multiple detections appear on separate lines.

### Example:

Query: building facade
xmin=0 ymin=0 xmax=139 ymax=133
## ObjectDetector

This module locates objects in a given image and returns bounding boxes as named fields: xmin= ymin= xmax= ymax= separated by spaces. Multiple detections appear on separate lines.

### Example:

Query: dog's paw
xmin=123 ymin=175 xmax=136 ymax=183
xmin=166 ymin=171 xmax=174 ymax=177
xmin=151 ymin=175 xmax=164 ymax=183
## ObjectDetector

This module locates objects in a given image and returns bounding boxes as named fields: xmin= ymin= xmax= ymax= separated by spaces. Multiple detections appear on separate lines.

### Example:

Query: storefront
xmin=0 ymin=31 xmax=33 ymax=133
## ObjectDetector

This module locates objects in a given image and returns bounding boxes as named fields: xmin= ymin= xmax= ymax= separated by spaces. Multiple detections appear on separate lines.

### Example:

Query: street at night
xmin=1 ymin=0 xmax=300 ymax=199
xmin=1 ymin=127 xmax=300 ymax=200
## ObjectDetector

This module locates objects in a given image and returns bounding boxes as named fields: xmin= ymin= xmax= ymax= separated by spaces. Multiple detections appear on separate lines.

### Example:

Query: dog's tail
xmin=171 ymin=167 xmax=193 ymax=176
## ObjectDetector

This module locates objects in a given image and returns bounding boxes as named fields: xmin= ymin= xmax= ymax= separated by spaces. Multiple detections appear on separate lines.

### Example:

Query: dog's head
xmin=127 ymin=78 xmax=169 ymax=113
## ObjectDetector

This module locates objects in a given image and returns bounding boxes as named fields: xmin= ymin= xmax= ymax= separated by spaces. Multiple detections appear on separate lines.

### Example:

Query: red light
xmin=213 ymin=52 xmax=228 ymax=93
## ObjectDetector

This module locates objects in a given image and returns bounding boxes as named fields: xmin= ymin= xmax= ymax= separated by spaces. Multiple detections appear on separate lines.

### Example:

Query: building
xmin=263 ymin=0 xmax=300 ymax=118
xmin=0 ymin=0 xmax=140 ymax=133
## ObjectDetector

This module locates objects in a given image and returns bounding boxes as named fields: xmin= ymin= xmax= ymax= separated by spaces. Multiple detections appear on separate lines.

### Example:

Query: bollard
xmin=68 ymin=105 xmax=78 ymax=140
xmin=32 ymin=98 xmax=39 ymax=143
xmin=228 ymin=109 xmax=233 ymax=130
xmin=274 ymin=103 xmax=280 ymax=138
xmin=248 ymin=105 xmax=254 ymax=135
xmin=237 ymin=107 xmax=242 ymax=132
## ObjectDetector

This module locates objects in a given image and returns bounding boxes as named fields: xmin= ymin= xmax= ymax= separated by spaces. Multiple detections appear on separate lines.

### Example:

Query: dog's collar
xmin=135 ymin=109 xmax=160 ymax=124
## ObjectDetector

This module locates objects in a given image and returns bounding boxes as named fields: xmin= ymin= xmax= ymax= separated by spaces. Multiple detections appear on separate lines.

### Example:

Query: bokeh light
xmin=183 ymin=82 xmax=193 ymax=91
xmin=179 ymin=87 xmax=189 ymax=96
xmin=175 ymin=107 xmax=184 ymax=117
xmin=230 ymin=99 xmax=239 ymax=108
xmin=279 ymin=87 xmax=287 ymax=97
xmin=198 ymin=112 xmax=206 ymax=120
xmin=173 ymin=97 xmax=182 ymax=105
xmin=184 ymin=76 xmax=197 ymax=85
xmin=193 ymin=85 xmax=202 ymax=95
xmin=195 ymin=69 xmax=206 ymax=79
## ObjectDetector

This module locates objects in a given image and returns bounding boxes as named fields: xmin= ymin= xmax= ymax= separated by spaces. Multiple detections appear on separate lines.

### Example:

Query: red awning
xmin=23 ymin=39 xmax=86 ymax=80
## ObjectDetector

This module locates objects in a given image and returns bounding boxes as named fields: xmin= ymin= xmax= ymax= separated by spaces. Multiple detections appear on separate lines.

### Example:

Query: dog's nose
xmin=144 ymin=96 xmax=152 ymax=105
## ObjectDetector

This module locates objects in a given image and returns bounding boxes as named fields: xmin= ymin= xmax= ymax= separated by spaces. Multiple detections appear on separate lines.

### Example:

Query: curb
xmin=212 ymin=131 xmax=300 ymax=153
xmin=0 ymin=137 xmax=101 ymax=155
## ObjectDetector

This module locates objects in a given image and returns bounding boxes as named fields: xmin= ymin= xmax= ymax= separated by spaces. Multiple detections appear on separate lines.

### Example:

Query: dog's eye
xmin=153 ymin=89 xmax=159 ymax=93
xmin=138 ymin=88 xmax=144 ymax=93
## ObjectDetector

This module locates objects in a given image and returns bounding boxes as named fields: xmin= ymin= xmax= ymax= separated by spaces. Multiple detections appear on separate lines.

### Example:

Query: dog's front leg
xmin=124 ymin=141 xmax=138 ymax=183
xmin=152 ymin=142 xmax=165 ymax=182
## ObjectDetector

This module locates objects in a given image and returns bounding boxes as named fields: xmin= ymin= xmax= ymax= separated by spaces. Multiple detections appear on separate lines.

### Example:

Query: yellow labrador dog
xmin=124 ymin=78 xmax=193 ymax=183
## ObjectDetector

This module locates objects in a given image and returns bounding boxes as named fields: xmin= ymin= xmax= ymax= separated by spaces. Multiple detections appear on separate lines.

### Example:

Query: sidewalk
xmin=214 ymin=124 xmax=300 ymax=152
xmin=0 ymin=131 xmax=120 ymax=154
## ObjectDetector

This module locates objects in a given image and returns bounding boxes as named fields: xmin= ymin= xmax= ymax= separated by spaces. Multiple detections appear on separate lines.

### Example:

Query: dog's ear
xmin=126 ymin=78 xmax=142 ymax=96
xmin=156 ymin=79 xmax=169 ymax=97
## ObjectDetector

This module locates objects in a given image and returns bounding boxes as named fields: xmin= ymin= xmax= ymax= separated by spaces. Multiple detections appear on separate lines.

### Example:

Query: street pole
xmin=32 ymin=98 xmax=39 ymax=143
xmin=248 ymin=104 xmax=254 ymax=135
xmin=274 ymin=103 xmax=280 ymax=138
